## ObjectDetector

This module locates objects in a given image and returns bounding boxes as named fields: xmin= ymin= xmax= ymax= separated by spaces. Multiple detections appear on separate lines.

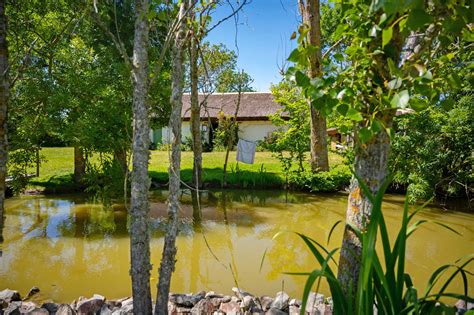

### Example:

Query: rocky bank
xmin=0 ymin=287 xmax=472 ymax=315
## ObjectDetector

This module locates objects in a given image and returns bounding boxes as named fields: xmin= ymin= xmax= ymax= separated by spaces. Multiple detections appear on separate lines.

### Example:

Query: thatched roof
xmin=181 ymin=92 xmax=287 ymax=121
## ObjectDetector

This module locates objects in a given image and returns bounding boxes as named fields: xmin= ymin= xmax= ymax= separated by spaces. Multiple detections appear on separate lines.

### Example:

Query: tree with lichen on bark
xmin=288 ymin=0 xmax=472 ymax=303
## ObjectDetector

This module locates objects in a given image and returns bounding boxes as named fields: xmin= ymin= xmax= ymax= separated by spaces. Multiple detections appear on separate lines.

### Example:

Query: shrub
xmin=288 ymin=164 xmax=351 ymax=192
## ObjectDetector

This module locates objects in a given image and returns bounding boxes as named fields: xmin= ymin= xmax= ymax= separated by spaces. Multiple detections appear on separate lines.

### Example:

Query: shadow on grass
xmin=149 ymin=167 xmax=283 ymax=189
xmin=28 ymin=174 xmax=84 ymax=194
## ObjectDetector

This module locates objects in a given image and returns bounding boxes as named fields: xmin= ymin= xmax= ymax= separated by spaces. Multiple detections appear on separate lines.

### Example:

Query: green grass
xmin=26 ymin=147 xmax=345 ymax=191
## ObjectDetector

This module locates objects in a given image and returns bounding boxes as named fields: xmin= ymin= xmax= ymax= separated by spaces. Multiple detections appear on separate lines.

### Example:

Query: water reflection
xmin=0 ymin=190 xmax=472 ymax=303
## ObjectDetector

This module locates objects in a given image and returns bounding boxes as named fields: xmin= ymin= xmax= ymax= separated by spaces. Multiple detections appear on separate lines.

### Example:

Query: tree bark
xmin=73 ymin=146 xmax=86 ymax=183
xmin=155 ymin=2 xmax=187 ymax=314
xmin=113 ymin=147 xmax=128 ymax=174
xmin=130 ymin=0 xmax=152 ymax=313
xmin=337 ymin=120 xmax=392 ymax=299
xmin=190 ymin=33 xmax=203 ymax=189
xmin=0 ymin=0 xmax=8 ymax=232
xmin=299 ymin=0 xmax=329 ymax=172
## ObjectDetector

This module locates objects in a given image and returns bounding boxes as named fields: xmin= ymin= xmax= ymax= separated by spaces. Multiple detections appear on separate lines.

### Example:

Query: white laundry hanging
xmin=236 ymin=138 xmax=256 ymax=164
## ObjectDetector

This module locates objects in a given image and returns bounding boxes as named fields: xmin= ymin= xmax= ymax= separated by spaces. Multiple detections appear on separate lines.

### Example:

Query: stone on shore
xmin=76 ymin=294 xmax=105 ymax=314
xmin=170 ymin=291 xmax=206 ymax=307
xmin=25 ymin=287 xmax=41 ymax=300
xmin=219 ymin=300 xmax=241 ymax=314
xmin=0 ymin=289 xmax=21 ymax=303
xmin=41 ymin=302 xmax=59 ymax=314
xmin=270 ymin=292 xmax=289 ymax=311
xmin=56 ymin=304 xmax=76 ymax=315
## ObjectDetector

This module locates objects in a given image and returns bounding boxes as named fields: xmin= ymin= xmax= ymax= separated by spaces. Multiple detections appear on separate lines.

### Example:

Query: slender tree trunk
xmin=155 ymin=2 xmax=187 ymax=314
xmin=223 ymin=88 xmax=242 ymax=187
xmin=35 ymin=147 xmax=40 ymax=177
xmin=130 ymin=0 xmax=152 ymax=313
xmin=0 ymin=0 xmax=8 ymax=234
xmin=190 ymin=34 xmax=203 ymax=189
xmin=114 ymin=147 xmax=128 ymax=174
xmin=73 ymin=146 xmax=86 ymax=183
xmin=337 ymin=121 xmax=392 ymax=298
xmin=299 ymin=0 xmax=329 ymax=172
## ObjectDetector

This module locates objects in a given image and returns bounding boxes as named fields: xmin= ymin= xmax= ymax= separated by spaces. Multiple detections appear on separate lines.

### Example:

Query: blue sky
xmin=205 ymin=0 xmax=301 ymax=92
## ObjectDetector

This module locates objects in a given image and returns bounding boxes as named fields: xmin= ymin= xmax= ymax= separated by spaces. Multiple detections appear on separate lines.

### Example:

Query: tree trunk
xmin=299 ymin=0 xmax=329 ymax=172
xmin=113 ymin=147 xmax=128 ymax=174
xmin=337 ymin=124 xmax=392 ymax=299
xmin=0 ymin=0 xmax=8 ymax=235
xmin=155 ymin=2 xmax=187 ymax=314
xmin=190 ymin=34 xmax=203 ymax=189
xmin=223 ymin=88 xmax=242 ymax=188
xmin=35 ymin=147 xmax=40 ymax=177
xmin=73 ymin=146 xmax=86 ymax=183
xmin=130 ymin=0 xmax=152 ymax=313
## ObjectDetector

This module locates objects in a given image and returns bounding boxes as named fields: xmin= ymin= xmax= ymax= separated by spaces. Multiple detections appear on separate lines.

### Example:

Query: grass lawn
xmin=27 ymin=147 xmax=345 ymax=191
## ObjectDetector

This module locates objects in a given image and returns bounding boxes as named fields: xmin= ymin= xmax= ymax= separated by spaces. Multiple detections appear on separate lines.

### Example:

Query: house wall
xmin=237 ymin=121 xmax=280 ymax=142
xmin=155 ymin=120 xmax=281 ymax=145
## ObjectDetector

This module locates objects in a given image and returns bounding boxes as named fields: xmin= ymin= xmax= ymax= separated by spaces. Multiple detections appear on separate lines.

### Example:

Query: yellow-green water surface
xmin=0 ymin=190 xmax=472 ymax=303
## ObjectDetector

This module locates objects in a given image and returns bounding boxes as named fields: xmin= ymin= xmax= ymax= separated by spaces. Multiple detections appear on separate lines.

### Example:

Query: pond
xmin=0 ymin=190 xmax=473 ymax=303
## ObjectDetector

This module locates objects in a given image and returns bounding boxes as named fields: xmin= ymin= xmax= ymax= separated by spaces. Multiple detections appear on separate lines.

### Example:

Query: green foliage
xmin=213 ymin=112 xmax=239 ymax=151
xmin=265 ymin=82 xmax=310 ymax=176
xmin=287 ymin=164 xmax=351 ymax=192
xmin=288 ymin=0 xmax=471 ymax=144
xmin=269 ymin=179 xmax=473 ymax=314
xmin=82 ymin=156 xmax=127 ymax=203
xmin=391 ymin=94 xmax=474 ymax=203
xmin=7 ymin=148 xmax=43 ymax=194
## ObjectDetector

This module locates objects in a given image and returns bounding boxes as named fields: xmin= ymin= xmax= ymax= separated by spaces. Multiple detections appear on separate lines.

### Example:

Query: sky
xmin=205 ymin=0 xmax=301 ymax=92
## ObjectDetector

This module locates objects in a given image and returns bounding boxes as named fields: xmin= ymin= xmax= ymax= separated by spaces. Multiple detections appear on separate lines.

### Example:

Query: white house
xmin=151 ymin=92 xmax=288 ymax=146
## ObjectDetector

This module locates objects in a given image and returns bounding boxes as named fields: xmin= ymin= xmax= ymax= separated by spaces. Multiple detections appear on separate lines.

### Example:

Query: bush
xmin=390 ymin=95 xmax=474 ymax=203
xmin=288 ymin=164 xmax=351 ymax=192
xmin=82 ymin=156 xmax=127 ymax=203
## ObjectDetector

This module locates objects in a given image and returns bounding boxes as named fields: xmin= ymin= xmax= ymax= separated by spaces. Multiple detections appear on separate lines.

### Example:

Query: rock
xmin=259 ymin=296 xmax=273 ymax=311
xmin=270 ymin=292 xmax=289 ymax=311
xmin=99 ymin=304 xmax=113 ymax=315
xmin=219 ymin=301 xmax=241 ymax=314
xmin=0 ymin=289 xmax=21 ymax=303
xmin=232 ymin=288 xmax=253 ymax=299
xmin=56 ymin=304 xmax=76 ymax=315
xmin=206 ymin=292 xmax=224 ymax=299
xmin=27 ymin=308 xmax=50 ymax=315
xmin=289 ymin=299 xmax=300 ymax=307
xmin=191 ymin=299 xmax=216 ymax=314
xmin=305 ymin=293 xmax=324 ymax=315
xmin=0 ymin=299 xmax=8 ymax=310
xmin=170 ymin=292 xmax=205 ymax=307
xmin=265 ymin=307 xmax=286 ymax=315
xmin=289 ymin=305 xmax=300 ymax=315
xmin=240 ymin=296 xmax=256 ymax=311
xmin=4 ymin=301 xmax=21 ymax=315
xmin=25 ymin=287 xmax=40 ymax=300
xmin=175 ymin=306 xmax=192 ymax=314
xmin=41 ymin=302 xmax=59 ymax=313
xmin=76 ymin=294 xmax=105 ymax=315
xmin=120 ymin=298 xmax=133 ymax=314
xmin=19 ymin=301 xmax=38 ymax=313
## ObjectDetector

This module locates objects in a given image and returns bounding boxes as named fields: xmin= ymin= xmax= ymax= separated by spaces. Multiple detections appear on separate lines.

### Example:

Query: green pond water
xmin=0 ymin=190 xmax=473 ymax=303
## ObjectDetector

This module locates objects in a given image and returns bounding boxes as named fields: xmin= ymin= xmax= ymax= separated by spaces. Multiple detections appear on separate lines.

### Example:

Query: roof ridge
xmin=182 ymin=92 xmax=271 ymax=95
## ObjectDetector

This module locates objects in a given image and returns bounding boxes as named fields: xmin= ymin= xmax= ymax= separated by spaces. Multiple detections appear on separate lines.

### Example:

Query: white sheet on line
xmin=236 ymin=139 xmax=256 ymax=164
